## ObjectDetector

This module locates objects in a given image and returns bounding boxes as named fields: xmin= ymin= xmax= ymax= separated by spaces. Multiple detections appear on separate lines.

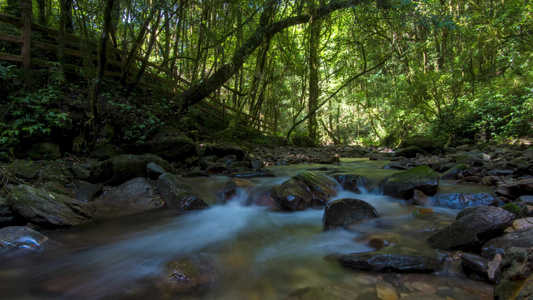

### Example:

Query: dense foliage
xmin=0 ymin=0 xmax=532 ymax=155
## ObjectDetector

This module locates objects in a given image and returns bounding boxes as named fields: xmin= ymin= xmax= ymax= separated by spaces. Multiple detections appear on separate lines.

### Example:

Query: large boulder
xmin=7 ymin=185 xmax=93 ymax=228
xmin=0 ymin=226 xmax=49 ymax=257
xmin=482 ymin=227 xmax=533 ymax=259
xmin=496 ymin=178 xmax=533 ymax=202
xmin=494 ymin=247 xmax=533 ymax=300
xmin=7 ymin=160 xmax=40 ymax=179
xmin=337 ymin=252 xmax=441 ymax=273
xmin=394 ymin=146 xmax=428 ymax=158
xmin=156 ymin=173 xmax=208 ymax=212
xmin=382 ymin=165 xmax=439 ymax=199
xmin=26 ymin=142 xmax=61 ymax=160
xmin=323 ymin=198 xmax=379 ymax=230
xmin=400 ymin=136 xmax=444 ymax=154
xmin=98 ymin=177 xmax=162 ymax=213
xmin=90 ymin=154 xmax=173 ymax=185
xmin=434 ymin=193 xmax=498 ymax=209
xmin=271 ymin=172 xmax=337 ymax=211
xmin=203 ymin=143 xmax=246 ymax=160
xmin=427 ymin=206 xmax=515 ymax=251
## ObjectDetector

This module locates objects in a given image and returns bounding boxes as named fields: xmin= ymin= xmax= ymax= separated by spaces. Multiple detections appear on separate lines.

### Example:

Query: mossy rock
xmin=7 ymin=184 xmax=93 ymax=228
xmin=394 ymin=146 xmax=428 ymax=158
xmin=400 ymin=136 xmax=444 ymax=155
xmin=271 ymin=172 xmax=338 ymax=211
xmin=7 ymin=160 xmax=41 ymax=179
xmin=90 ymin=154 xmax=173 ymax=185
xmin=440 ymin=164 xmax=467 ymax=180
xmin=26 ymin=142 xmax=61 ymax=160
xmin=382 ymin=165 xmax=439 ymax=199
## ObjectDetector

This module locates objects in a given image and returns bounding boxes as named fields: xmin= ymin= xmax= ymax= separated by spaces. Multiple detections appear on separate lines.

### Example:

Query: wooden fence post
xmin=21 ymin=0 xmax=32 ymax=69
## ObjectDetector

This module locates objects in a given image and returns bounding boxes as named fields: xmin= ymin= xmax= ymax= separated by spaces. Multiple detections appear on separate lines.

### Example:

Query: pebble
xmin=376 ymin=281 xmax=398 ymax=300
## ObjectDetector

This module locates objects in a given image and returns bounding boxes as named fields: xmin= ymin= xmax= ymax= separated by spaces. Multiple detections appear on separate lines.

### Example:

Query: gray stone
xmin=427 ymin=206 xmax=515 ymax=251
xmin=494 ymin=247 xmax=533 ymax=300
xmin=271 ymin=172 xmax=337 ymax=211
xmin=496 ymin=178 xmax=533 ymax=202
xmin=101 ymin=177 xmax=162 ymax=211
xmin=90 ymin=144 xmax=125 ymax=160
xmin=146 ymin=162 xmax=166 ymax=180
xmin=7 ymin=184 xmax=93 ymax=228
xmin=482 ymin=227 xmax=533 ymax=259
xmin=394 ymin=146 xmax=428 ymax=158
xmin=74 ymin=183 xmax=103 ymax=202
xmin=331 ymin=174 xmax=366 ymax=193
xmin=323 ymin=198 xmax=379 ymax=230
xmin=0 ymin=226 xmax=49 ymax=257
xmin=156 ymin=173 xmax=208 ymax=212
xmin=382 ymin=165 xmax=439 ymax=199
xmin=204 ymin=143 xmax=246 ymax=160
xmin=337 ymin=252 xmax=441 ymax=273
xmin=90 ymin=154 xmax=173 ymax=185
xmin=434 ymin=193 xmax=498 ymax=209
xmin=439 ymin=164 xmax=467 ymax=180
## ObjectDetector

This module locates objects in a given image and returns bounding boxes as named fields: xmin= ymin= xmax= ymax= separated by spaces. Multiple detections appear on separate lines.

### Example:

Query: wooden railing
xmin=0 ymin=3 xmax=274 ymax=133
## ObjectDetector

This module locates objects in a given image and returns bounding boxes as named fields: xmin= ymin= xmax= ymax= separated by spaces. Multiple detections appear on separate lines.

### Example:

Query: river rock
xmin=7 ymin=160 xmax=40 ymax=179
xmin=271 ymin=172 xmax=337 ymax=211
xmin=394 ymin=146 xmax=428 ymax=158
xmin=439 ymin=164 xmax=467 ymax=180
xmin=0 ymin=226 xmax=49 ymax=257
xmin=7 ymin=184 xmax=93 ymax=228
xmin=460 ymin=252 xmax=489 ymax=280
xmin=481 ymin=227 xmax=533 ymax=259
xmin=323 ymin=198 xmax=379 ymax=230
xmin=90 ymin=143 xmax=124 ymax=160
xmin=74 ymin=183 xmax=103 ymax=202
xmin=160 ymin=253 xmax=215 ymax=294
xmin=229 ymin=169 xmax=275 ymax=178
xmin=427 ymin=206 xmax=515 ymax=251
xmin=496 ymin=178 xmax=533 ymax=202
xmin=204 ymin=143 xmax=246 ymax=160
xmin=134 ymin=127 xmax=198 ymax=161
xmin=331 ymin=174 xmax=366 ymax=193
xmin=494 ymin=247 xmax=533 ymax=300
xmin=401 ymin=136 xmax=444 ymax=154
xmin=146 ymin=162 xmax=167 ymax=180
xmin=337 ymin=252 xmax=441 ymax=273
xmin=90 ymin=154 xmax=173 ymax=185
xmin=517 ymin=195 xmax=533 ymax=205
xmin=0 ymin=197 xmax=15 ymax=225
xmin=434 ymin=193 xmax=498 ymax=209
xmin=156 ymin=173 xmax=208 ymax=212
xmin=382 ymin=165 xmax=439 ymax=199
xmin=100 ymin=177 xmax=162 ymax=212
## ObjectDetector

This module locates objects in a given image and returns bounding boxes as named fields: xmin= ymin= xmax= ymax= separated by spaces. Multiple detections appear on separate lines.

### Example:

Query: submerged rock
xmin=382 ymin=165 xmax=439 ymax=199
xmin=156 ymin=173 xmax=208 ymax=212
xmin=0 ymin=226 xmax=49 ymax=257
xmin=160 ymin=253 xmax=215 ymax=294
xmin=337 ymin=252 xmax=441 ymax=273
xmin=323 ymin=198 xmax=379 ymax=230
xmin=434 ymin=193 xmax=498 ymax=209
xmin=285 ymin=285 xmax=358 ymax=300
xmin=427 ymin=206 xmax=515 ymax=251
xmin=271 ymin=172 xmax=337 ymax=211
xmin=7 ymin=184 xmax=93 ymax=228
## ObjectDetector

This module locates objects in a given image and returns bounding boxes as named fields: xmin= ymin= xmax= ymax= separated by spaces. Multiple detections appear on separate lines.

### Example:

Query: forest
xmin=0 ymin=0 xmax=532 ymax=155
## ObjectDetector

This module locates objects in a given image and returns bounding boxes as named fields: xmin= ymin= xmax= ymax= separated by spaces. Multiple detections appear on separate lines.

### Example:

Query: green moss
xmin=502 ymin=202 xmax=527 ymax=217
xmin=391 ymin=165 xmax=438 ymax=183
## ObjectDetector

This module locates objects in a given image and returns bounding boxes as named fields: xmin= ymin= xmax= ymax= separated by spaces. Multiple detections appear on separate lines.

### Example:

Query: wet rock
xmin=26 ymin=142 xmax=61 ymax=160
xmin=411 ymin=189 xmax=428 ymax=205
xmin=502 ymin=202 xmax=529 ymax=218
xmin=461 ymin=252 xmax=489 ymax=280
xmin=381 ymin=161 xmax=414 ymax=170
xmin=337 ymin=252 xmax=441 ymax=273
xmin=0 ymin=226 xmax=49 ymax=257
xmin=156 ymin=173 xmax=208 ymax=212
xmin=271 ymin=172 xmax=337 ymax=211
xmin=481 ymin=176 xmax=501 ymax=186
xmin=146 ymin=162 xmax=166 ymax=180
xmin=395 ymin=146 xmax=428 ymax=158
xmin=331 ymin=174 xmax=366 ymax=193
xmin=496 ymin=178 xmax=533 ymax=202
xmin=313 ymin=156 xmax=341 ymax=164
xmin=217 ymin=155 xmax=238 ymax=165
xmin=7 ymin=184 xmax=93 ymax=228
xmin=439 ymin=164 xmax=466 ymax=180
xmin=427 ymin=206 xmax=515 ymax=251
xmin=7 ymin=160 xmax=40 ymax=179
xmin=517 ymin=195 xmax=533 ymax=205
xmin=401 ymin=136 xmax=444 ymax=155
xmin=229 ymin=169 xmax=275 ymax=178
xmin=382 ymin=165 xmax=439 ymax=199
xmin=245 ymin=157 xmax=264 ymax=170
xmin=74 ymin=183 xmax=103 ymax=202
xmin=494 ymin=247 xmax=533 ymax=300
xmin=0 ymin=197 xmax=15 ymax=225
xmin=90 ymin=154 xmax=173 ymax=185
xmin=434 ymin=193 xmax=498 ymax=209
xmin=482 ymin=227 xmax=533 ymax=259
xmin=99 ymin=177 xmax=162 ymax=212
xmin=452 ymin=152 xmax=489 ymax=166
xmin=206 ymin=165 xmax=228 ymax=175
xmin=182 ymin=170 xmax=210 ymax=177
xmin=160 ymin=253 xmax=215 ymax=294
xmin=204 ymin=143 xmax=246 ymax=160
xmin=323 ymin=198 xmax=379 ymax=230
xmin=285 ymin=285 xmax=358 ymax=300
xmin=220 ymin=179 xmax=239 ymax=203
xmin=90 ymin=144 xmax=124 ymax=160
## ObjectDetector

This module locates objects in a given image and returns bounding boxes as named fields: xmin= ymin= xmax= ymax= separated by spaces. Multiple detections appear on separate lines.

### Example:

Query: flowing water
xmin=0 ymin=159 xmax=495 ymax=299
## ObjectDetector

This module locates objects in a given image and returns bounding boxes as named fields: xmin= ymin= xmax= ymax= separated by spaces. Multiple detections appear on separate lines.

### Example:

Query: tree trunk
xmin=176 ymin=0 xmax=371 ymax=115
xmin=308 ymin=14 xmax=321 ymax=143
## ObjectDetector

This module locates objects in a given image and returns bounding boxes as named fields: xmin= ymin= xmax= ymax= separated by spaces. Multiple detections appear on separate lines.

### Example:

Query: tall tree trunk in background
xmin=176 ymin=0 xmax=369 ymax=115
xmin=36 ymin=0 xmax=47 ymax=26
xmin=87 ymin=0 xmax=115 ymax=146
xmin=308 ymin=12 xmax=321 ymax=143
xmin=57 ymin=0 xmax=73 ymax=64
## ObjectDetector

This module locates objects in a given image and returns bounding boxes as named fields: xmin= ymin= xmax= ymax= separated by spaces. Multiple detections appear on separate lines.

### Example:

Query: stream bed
xmin=0 ymin=159 xmax=495 ymax=299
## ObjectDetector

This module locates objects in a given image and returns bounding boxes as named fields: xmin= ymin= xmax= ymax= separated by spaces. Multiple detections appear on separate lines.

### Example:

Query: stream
xmin=0 ymin=159 xmax=495 ymax=299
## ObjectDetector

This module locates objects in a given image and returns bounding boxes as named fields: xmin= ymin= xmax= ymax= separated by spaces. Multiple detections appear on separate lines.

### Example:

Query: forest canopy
xmin=0 ymin=0 xmax=532 ymax=153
